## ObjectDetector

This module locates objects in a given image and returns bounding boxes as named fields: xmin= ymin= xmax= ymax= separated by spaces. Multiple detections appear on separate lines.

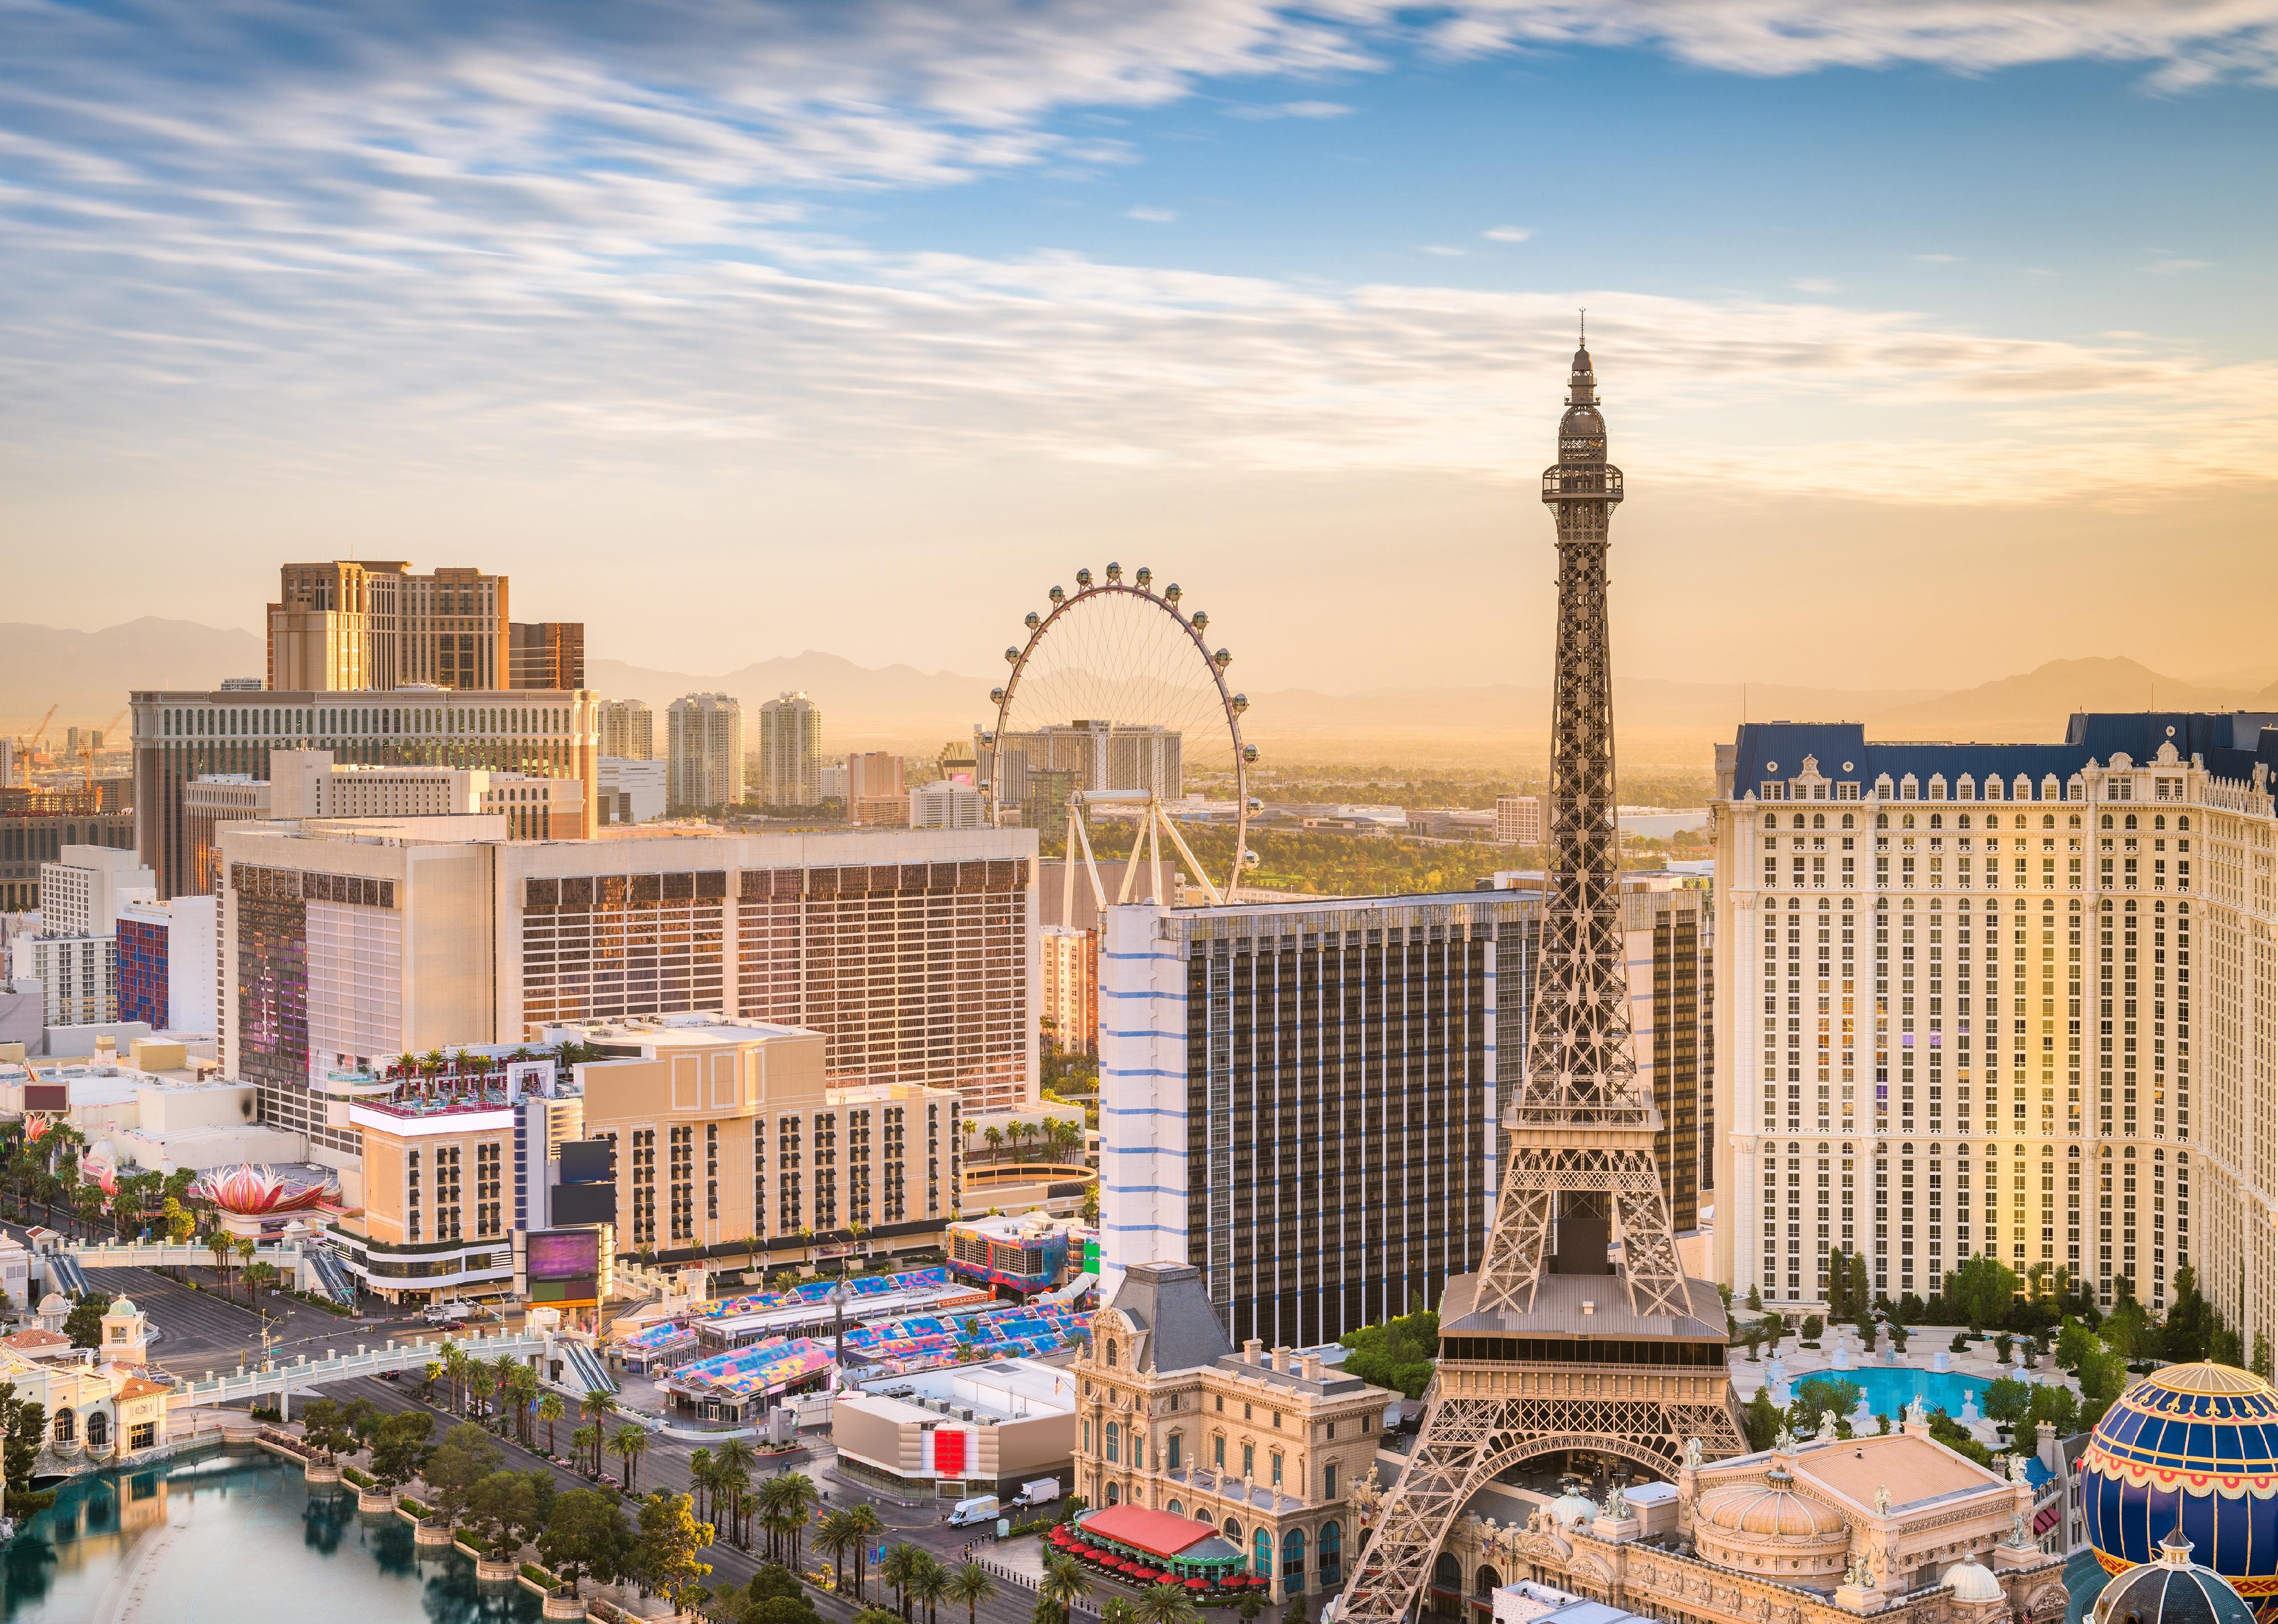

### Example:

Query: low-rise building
xmin=946 ymin=1211 xmax=1091 ymax=1297
xmin=912 ymin=780 xmax=984 ymax=830
xmin=833 ymin=1356 xmax=1077 ymax=1501
xmin=1073 ymin=1261 xmax=1397 ymax=1601
xmin=598 ymin=758 xmax=669 ymax=825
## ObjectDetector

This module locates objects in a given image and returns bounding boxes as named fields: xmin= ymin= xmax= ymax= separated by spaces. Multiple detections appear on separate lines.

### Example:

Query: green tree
xmin=817 ymin=1509 xmax=860 ymax=1592
xmin=538 ymin=1392 xmax=566 ymax=1456
xmin=1982 ymin=1376 xmax=2033 ymax=1426
xmin=634 ymin=1491 xmax=715 ymax=1613
xmin=1790 ymin=1375 xmax=1863 ymax=1434
xmin=948 ymin=1564 xmax=999 ymax=1624
xmin=609 ymin=1422 xmax=650 ymax=1492
xmin=2104 ymin=1279 xmax=2154 ymax=1362
xmin=240 ymin=1260 xmax=278 ymax=1316
xmin=1136 ymin=1582 xmax=1201 ymax=1624
xmin=914 ymin=1549 xmax=956 ymax=1624
xmin=2256 ymin=1333 xmax=2273 ymax=1382
xmin=1946 ymin=1256 xmax=2022 ymax=1333
xmin=422 ymin=1421 xmax=504 ymax=1524
xmin=298 ymin=1397 xmax=357 ymax=1464
xmin=366 ymin=1410 xmax=433 ymax=1491
xmin=2164 ymin=1264 xmax=2216 ymax=1363
xmin=1337 ymin=1304 xmax=1441 ymax=1399
xmin=569 ymin=1425 xmax=601 ymax=1479
xmin=881 ymin=1543 xmax=923 ymax=1622
xmin=1800 ymin=1313 xmax=1824 ymax=1343
xmin=539 ymin=1487 xmax=634 ymax=1592
xmin=843 ymin=1504 xmax=886 ymax=1602
xmin=465 ymin=1469 xmax=539 ymax=1554
xmin=0 ymin=1382 xmax=55 ymax=1515
xmin=1037 ymin=1552 xmax=1094 ymax=1624
xmin=1742 ymin=1388 xmax=1782 ymax=1451
xmin=2056 ymin=1316 xmax=2101 ymax=1373
xmin=1928 ymin=1408 xmax=1996 ymax=1467
xmin=63 ymin=1291 xmax=114 ymax=1349
xmin=740 ymin=1565 xmax=823 ymax=1624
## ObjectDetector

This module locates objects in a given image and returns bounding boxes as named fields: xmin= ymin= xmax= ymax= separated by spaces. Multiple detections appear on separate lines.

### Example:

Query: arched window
xmin=1106 ymin=1341 xmax=1118 ymax=1367
xmin=1841 ymin=813 xmax=1854 ymax=829
xmin=1106 ymin=1482 xmax=1121 ymax=1506
xmin=1812 ymin=813 xmax=1825 ymax=830
xmin=1791 ymin=813 xmax=1805 ymax=830
xmin=87 ymin=1411 xmax=109 ymax=1448
xmin=1319 ymin=1523 xmax=1343 ymax=1587
xmin=1167 ymin=1500 xmax=1184 ymax=1518
xmin=1105 ymin=1421 xmax=1119 ymax=1463
xmin=1253 ymin=1528 xmax=1273 ymax=1578
xmin=1283 ymin=1528 xmax=1307 ymax=1593
xmin=1225 ymin=1517 xmax=1244 ymax=1543
xmin=52 ymin=1409 xmax=74 ymax=1444
xmin=1433 ymin=1553 xmax=1462 ymax=1592
xmin=1476 ymin=1565 xmax=1503 ymax=1598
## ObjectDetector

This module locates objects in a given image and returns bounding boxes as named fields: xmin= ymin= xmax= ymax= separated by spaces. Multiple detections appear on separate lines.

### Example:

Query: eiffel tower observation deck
xmin=1336 ymin=332 xmax=1746 ymax=1624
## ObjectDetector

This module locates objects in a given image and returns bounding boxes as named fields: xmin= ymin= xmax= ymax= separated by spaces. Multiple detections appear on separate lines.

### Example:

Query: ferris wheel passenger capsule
xmin=1242 ymin=744 xmax=1258 ymax=763
xmin=980 ymin=732 xmax=996 ymax=747
xmin=1049 ymin=586 xmax=1065 ymax=605
xmin=1135 ymin=566 xmax=1152 ymax=588
xmin=1024 ymin=612 xmax=1040 ymax=631
xmin=1105 ymin=562 xmax=1122 ymax=582
xmin=1230 ymin=693 xmax=1249 ymax=713
xmin=1248 ymin=797 xmax=1262 ymax=812
xmin=1242 ymin=849 xmax=1261 ymax=869
xmin=1076 ymin=568 xmax=1093 ymax=587
xmin=1163 ymin=582 xmax=1180 ymax=603
xmin=1215 ymin=648 xmax=1233 ymax=669
xmin=1188 ymin=610 xmax=1208 ymax=631
xmin=1004 ymin=647 xmax=1021 ymax=665
xmin=990 ymin=687 xmax=1005 ymax=705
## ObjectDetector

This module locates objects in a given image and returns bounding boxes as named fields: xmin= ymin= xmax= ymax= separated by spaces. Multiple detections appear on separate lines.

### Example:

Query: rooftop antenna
xmin=1579 ymin=308 xmax=1586 ymax=343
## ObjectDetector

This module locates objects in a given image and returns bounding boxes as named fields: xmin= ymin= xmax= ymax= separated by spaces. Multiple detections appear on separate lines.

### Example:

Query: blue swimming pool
xmin=1791 ymin=1363 xmax=1994 ymax=1419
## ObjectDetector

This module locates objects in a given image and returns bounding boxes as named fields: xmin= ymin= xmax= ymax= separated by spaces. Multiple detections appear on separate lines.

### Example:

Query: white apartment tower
xmin=1714 ymin=711 xmax=2278 ymax=1331
xmin=598 ymin=699 xmax=655 ymax=761
xmin=758 ymin=692 xmax=824 ymax=807
xmin=667 ymin=693 xmax=745 ymax=811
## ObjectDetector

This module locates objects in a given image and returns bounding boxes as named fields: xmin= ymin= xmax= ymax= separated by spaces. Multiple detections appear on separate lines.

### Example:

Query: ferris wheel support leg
xmin=1147 ymin=801 xmax=1164 ymax=905
xmin=1071 ymin=805 xmax=1110 ymax=915
xmin=1062 ymin=807 xmax=1079 ymax=925
xmin=1154 ymin=806 xmax=1223 ymax=907
xmin=1116 ymin=818 xmax=1147 ymax=906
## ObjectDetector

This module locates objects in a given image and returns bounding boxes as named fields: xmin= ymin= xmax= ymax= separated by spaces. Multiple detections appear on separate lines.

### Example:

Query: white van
xmin=946 ymin=1495 xmax=1000 ymax=1527
xmin=1011 ymin=1477 xmax=1061 ymax=1508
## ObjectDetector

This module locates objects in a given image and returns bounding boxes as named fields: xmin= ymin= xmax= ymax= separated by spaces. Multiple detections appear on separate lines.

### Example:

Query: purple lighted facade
xmin=117 ymin=912 xmax=169 ymax=1028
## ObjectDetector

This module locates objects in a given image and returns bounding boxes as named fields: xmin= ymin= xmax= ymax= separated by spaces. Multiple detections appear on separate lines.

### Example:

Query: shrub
xmin=342 ymin=1465 xmax=374 ymax=1488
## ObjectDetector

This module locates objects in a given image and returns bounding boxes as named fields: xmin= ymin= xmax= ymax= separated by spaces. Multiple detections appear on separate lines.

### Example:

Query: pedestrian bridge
xmin=165 ymin=1328 xmax=557 ymax=1414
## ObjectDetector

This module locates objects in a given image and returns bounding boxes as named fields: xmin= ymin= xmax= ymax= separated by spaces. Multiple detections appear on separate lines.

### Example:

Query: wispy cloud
xmin=2149 ymin=257 xmax=2210 ymax=272
xmin=1127 ymin=205 xmax=1178 ymax=222
xmin=1226 ymin=99 xmax=1353 ymax=119
xmin=1790 ymin=277 xmax=1837 ymax=293
xmin=1912 ymin=253 xmax=1963 ymax=264
xmin=1420 ymin=244 xmax=1465 ymax=256
xmin=1483 ymin=225 xmax=1533 ymax=242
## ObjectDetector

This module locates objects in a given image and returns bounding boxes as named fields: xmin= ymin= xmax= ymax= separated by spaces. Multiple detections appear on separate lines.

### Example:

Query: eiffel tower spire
xmin=1335 ymin=339 xmax=1742 ymax=1624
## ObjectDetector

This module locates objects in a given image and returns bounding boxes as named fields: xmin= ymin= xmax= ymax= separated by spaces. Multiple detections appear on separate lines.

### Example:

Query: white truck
xmin=946 ymin=1495 xmax=1000 ymax=1527
xmin=1011 ymin=1477 xmax=1061 ymax=1508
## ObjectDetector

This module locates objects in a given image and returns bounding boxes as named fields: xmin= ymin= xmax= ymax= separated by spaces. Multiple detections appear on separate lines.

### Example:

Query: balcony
xmin=1541 ymin=466 xmax=1625 ymax=501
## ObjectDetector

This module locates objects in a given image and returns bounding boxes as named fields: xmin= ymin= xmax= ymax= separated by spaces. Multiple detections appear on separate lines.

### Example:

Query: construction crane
xmin=10 ymin=703 xmax=58 ymax=781
xmin=81 ymin=706 xmax=127 ymax=786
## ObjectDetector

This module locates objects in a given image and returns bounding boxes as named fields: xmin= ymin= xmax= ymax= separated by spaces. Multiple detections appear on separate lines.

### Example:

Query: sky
xmin=5 ymin=1 xmax=2277 ymax=693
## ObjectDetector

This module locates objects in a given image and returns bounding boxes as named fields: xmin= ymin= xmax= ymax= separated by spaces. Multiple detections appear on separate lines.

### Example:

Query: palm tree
xmin=490 ymin=1353 xmax=520 ymax=1433
xmin=1102 ymin=1601 xmax=1138 ymax=1624
xmin=743 ymin=1232 xmax=764 ymax=1279
xmin=817 ymin=1509 xmax=859 ymax=1592
xmin=233 ymin=1234 xmax=256 ymax=1292
xmin=420 ymin=1360 xmax=443 ymax=1403
xmin=763 ymin=1464 xmax=817 ymax=1569
xmin=844 ymin=1503 xmax=885 ymax=1601
xmin=241 ymin=1259 xmax=278 ymax=1316
xmin=608 ymin=1422 xmax=647 ymax=1491
xmin=688 ymin=1446 xmax=715 ymax=1523
xmin=717 ymin=1456 xmax=753 ymax=1549
xmin=206 ymin=1230 xmax=234 ymax=1299
xmin=983 ymin=1125 xmax=1004 ymax=1161
xmin=507 ymin=1364 xmax=540 ymax=1446
xmin=948 ymin=1564 xmax=999 ymax=1624
xmin=1038 ymin=1552 xmax=1093 ymax=1624
xmin=579 ymin=1389 xmax=618 ymax=1474
xmin=538 ymin=1393 xmax=565 ymax=1456
xmin=1136 ymin=1584 xmax=1201 ymax=1624
xmin=911 ymin=1552 xmax=952 ymax=1624
xmin=569 ymin=1425 xmax=601 ymax=1479
xmin=881 ymin=1542 xmax=922 ymax=1621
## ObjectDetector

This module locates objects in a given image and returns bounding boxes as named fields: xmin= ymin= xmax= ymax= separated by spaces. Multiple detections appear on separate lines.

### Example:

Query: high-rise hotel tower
xmin=1713 ymin=713 xmax=2278 ymax=1328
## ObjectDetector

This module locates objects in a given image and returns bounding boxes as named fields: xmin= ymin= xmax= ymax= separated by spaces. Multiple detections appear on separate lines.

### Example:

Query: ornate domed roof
xmin=1547 ymin=1493 xmax=1597 ymax=1529
xmin=107 ymin=1296 xmax=137 ymax=1317
xmin=2083 ymin=1362 xmax=2278 ymax=1622
xmin=1948 ymin=1558 xmax=2004 ymax=1602
xmin=2094 ymin=1532 xmax=2259 ymax=1624
xmin=1697 ymin=1467 xmax=1848 ymax=1540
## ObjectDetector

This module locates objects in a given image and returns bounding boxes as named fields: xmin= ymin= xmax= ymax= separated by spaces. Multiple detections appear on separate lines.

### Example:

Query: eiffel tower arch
xmin=1336 ymin=333 xmax=1746 ymax=1624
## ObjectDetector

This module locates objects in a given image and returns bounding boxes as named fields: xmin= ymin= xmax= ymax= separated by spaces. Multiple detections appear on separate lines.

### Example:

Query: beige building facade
xmin=1714 ymin=713 xmax=2278 ymax=1322
xmin=1073 ymin=1262 xmax=1396 ymax=1601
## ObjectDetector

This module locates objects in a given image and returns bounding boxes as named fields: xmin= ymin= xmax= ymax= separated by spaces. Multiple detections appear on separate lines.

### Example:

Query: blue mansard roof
xmin=1725 ymin=712 xmax=2278 ymax=799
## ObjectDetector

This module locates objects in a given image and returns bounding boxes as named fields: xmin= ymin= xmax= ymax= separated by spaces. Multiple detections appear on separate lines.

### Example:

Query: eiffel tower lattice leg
xmin=1472 ymin=1146 xmax=1691 ymax=1320
xmin=1338 ymin=1392 xmax=1747 ymax=1624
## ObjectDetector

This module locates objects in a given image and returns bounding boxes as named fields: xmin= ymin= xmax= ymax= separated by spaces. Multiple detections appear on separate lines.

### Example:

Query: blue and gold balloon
xmin=2083 ymin=1363 xmax=2278 ymax=1619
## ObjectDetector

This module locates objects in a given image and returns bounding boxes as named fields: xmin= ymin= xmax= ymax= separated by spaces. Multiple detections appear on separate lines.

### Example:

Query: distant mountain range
xmin=6 ymin=622 xmax=2274 ymax=766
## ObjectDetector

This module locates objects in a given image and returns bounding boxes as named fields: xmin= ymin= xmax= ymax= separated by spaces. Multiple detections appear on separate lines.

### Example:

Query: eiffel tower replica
xmin=1338 ymin=330 xmax=1746 ymax=1624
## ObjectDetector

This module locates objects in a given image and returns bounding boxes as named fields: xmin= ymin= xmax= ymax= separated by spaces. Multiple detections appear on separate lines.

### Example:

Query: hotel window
xmin=1168 ymin=1433 xmax=1183 ymax=1469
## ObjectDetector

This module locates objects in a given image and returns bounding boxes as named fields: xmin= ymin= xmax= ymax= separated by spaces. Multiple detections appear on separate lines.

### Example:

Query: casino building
xmin=1713 ymin=712 xmax=2278 ymax=1324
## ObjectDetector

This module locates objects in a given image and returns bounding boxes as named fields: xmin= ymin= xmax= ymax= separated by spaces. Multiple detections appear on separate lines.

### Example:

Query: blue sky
xmin=4 ymin=2 xmax=2276 ymax=691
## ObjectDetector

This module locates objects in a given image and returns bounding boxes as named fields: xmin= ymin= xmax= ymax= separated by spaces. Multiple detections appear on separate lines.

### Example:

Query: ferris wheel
xmin=983 ymin=562 xmax=1256 ymax=908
